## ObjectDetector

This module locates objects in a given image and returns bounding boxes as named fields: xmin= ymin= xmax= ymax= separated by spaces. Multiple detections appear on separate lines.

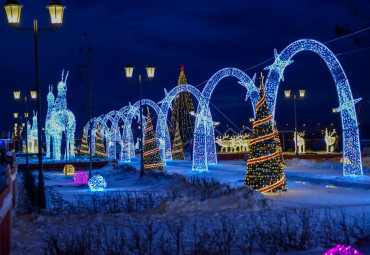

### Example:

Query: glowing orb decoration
xmin=88 ymin=175 xmax=107 ymax=192
xmin=324 ymin=244 xmax=363 ymax=255
xmin=63 ymin=164 xmax=75 ymax=175
xmin=73 ymin=171 xmax=88 ymax=184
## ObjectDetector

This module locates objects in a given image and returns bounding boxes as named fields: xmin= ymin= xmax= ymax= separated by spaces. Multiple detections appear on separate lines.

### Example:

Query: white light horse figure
xmin=47 ymin=70 xmax=76 ymax=160
xmin=294 ymin=131 xmax=305 ymax=153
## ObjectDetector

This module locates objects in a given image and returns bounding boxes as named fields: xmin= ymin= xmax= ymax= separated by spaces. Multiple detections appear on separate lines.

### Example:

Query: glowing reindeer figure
xmin=324 ymin=128 xmax=336 ymax=152
xmin=215 ymin=134 xmax=234 ymax=153
xmin=239 ymin=133 xmax=250 ymax=152
xmin=294 ymin=131 xmax=305 ymax=153
xmin=47 ymin=70 xmax=76 ymax=160
xmin=231 ymin=134 xmax=250 ymax=152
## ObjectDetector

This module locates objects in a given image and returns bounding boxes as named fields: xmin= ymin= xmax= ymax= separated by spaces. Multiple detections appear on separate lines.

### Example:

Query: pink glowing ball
xmin=74 ymin=171 xmax=88 ymax=184
xmin=324 ymin=244 xmax=363 ymax=255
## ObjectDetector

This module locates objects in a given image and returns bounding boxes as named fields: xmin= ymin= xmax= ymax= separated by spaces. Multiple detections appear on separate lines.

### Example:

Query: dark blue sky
xmin=1 ymin=0 xmax=369 ymax=138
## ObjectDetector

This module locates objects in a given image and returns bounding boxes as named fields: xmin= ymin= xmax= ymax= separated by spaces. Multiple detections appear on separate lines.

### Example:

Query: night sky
xmin=1 ymin=0 xmax=369 ymax=139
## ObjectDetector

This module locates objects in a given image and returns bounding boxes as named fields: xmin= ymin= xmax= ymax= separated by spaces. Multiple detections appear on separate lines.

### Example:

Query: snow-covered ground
xmin=12 ymin=156 xmax=370 ymax=254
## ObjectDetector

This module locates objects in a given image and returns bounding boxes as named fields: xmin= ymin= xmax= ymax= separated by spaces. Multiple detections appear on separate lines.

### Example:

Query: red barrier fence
xmin=0 ymin=155 xmax=18 ymax=255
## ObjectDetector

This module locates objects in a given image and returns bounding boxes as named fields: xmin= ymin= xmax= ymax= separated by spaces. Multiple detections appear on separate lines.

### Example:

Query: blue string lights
xmin=264 ymin=39 xmax=363 ymax=176
xmin=192 ymin=68 xmax=258 ymax=172
xmin=83 ymin=40 xmax=362 ymax=176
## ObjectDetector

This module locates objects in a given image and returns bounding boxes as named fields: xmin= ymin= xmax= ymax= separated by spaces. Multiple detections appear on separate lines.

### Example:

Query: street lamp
xmin=3 ymin=0 xmax=66 ymax=208
xmin=30 ymin=88 xmax=37 ymax=99
xmin=13 ymin=112 xmax=18 ymax=118
xmin=13 ymin=89 xmax=35 ymax=171
xmin=284 ymin=89 xmax=305 ymax=158
xmin=125 ymin=64 xmax=155 ymax=177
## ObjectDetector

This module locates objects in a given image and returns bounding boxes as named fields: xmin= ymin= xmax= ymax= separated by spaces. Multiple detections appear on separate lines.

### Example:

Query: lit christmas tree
xmin=274 ymin=121 xmax=285 ymax=166
xmin=170 ymin=65 xmax=195 ymax=145
xmin=143 ymin=108 xmax=164 ymax=171
xmin=80 ymin=129 xmax=90 ymax=156
xmin=94 ymin=125 xmax=106 ymax=158
xmin=245 ymin=73 xmax=287 ymax=193
xmin=172 ymin=122 xmax=185 ymax=160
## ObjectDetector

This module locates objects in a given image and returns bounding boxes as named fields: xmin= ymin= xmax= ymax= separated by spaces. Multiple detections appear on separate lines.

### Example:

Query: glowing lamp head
xmin=249 ymin=118 xmax=254 ymax=123
xmin=14 ymin=112 xmax=18 ymax=118
xmin=24 ymin=112 xmax=28 ymax=118
xmin=299 ymin=89 xmax=305 ymax=97
xmin=46 ymin=0 xmax=65 ymax=28
xmin=3 ymin=0 xmax=23 ymax=29
xmin=284 ymin=90 xmax=291 ymax=98
xmin=124 ymin=64 xmax=134 ymax=78
xmin=13 ymin=89 xmax=21 ymax=100
xmin=30 ymin=89 xmax=37 ymax=99
xmin=22 ymin=122 xmax=25 ymax=127
xmin=146 ymin=65 xmax=155 ymax=79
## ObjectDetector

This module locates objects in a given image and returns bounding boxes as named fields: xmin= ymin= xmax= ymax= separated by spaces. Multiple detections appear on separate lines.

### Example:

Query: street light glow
xmin=13 ymin=89 xmax=21 ymax=100
xmin=146 ymin=65 xmax=155 ymax=79
xmin=124 ymin=65 xmax=134 ymax=78
xmin=2 ymin=0 xmax=23 ymax=28
xmin=284 ymin=90 xmax=291 ymax=98
xmin=30 ymin=89 xmax=37 ymax=99
xmin=46 ymin=0 xmax=66 ymax=28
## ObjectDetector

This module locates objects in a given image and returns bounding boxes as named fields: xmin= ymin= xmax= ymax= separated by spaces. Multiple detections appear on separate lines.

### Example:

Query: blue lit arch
xmin=264 ymin=39 xmax=362 ymax=176
xmin=192 ymin=68 xmax=259 ymax=172
xmin=156 ymin=84 xmax=202 ymax=164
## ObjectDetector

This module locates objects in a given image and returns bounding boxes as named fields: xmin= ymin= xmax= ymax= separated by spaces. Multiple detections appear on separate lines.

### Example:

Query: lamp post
xmin=284 ymin=89 xmax=305 ymax=158
xmin=3 ymin=0 xmax=66 ymax=208
xmin=125 ymin=64 xmax=155 ymax=177
xmin=13 ymin=89 xmax=36 ymax=169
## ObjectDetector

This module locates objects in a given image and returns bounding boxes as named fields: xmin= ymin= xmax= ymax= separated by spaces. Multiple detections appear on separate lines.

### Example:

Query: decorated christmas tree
xmin=170 ymin=65 xmax=195 ymax=145
xmin=80 ymin=129 xmax=90 ymax=156
xmin=94 ymin=125 xmax=106 ymax=158
xmin=143 ymin=108 xmax=164 ymax=171
xmin=274 ymin=121 xmax=285 ymax=166
xmin=245 ymin=73 xmax=286 ymax=193
xmin=172 ymin=122 xmax=185 ymax=160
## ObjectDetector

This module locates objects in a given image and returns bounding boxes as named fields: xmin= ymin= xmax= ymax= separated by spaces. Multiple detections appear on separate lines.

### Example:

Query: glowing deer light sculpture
xmin=46 ymin=70 xmax=76 ymax=160
xmin=215 ymin=134 xmax=234 ymax=153
xmin=216 ymin=133 xmax=250 ymax=153
xmin=324 ymin=128 xmax=336 ymax=152
xmin=294 ymin=131 xmax=305 ymax=153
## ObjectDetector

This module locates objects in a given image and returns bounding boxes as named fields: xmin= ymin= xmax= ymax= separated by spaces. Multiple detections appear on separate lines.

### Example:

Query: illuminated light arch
xmin=100 ymin=111 xmax=118 ymax=159
xmin=192 ymin=68 xmax=259 ymax=172
xmin=264 ymin=39 xmax=362 ymax=176
xmin=110 ymin=106 xmax=133 ymax=161
xmin=156 ymin=84 xmax=202 ymax=164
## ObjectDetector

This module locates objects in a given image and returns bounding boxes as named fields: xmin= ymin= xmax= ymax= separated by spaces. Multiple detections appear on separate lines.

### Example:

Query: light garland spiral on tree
xmin=245 ymin=73 xmax=287 ymax=193
xmin=143 ymin=108 xmax=164 ymax=171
